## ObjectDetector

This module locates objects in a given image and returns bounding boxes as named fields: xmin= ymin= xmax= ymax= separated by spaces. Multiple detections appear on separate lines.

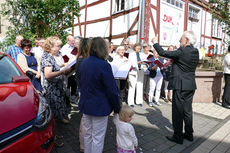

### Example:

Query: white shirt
xmin=113 ymin=114 xmax=138 ymax=150
xmin=128 ymin=52 xmax=145 ymax=75
xmin=223 ymin=53 xmax=230 ymax=74
xmin=60 ymin=43 xmax=75 ymax=63
xmin=31 ymin=46 xmax=44 ymax=60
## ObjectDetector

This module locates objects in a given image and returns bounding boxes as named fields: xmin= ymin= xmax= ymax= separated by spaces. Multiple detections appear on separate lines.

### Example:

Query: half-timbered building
xmin=73 ymin=0 xmax=229 ymax=55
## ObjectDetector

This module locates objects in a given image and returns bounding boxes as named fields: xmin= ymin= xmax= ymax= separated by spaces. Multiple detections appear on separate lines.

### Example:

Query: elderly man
xmin=60 ymin=35 xmax=76 ymax=62
xmin=60 ymin=35 xmax=78 ymax=104
xmin=152 ymin=31 xmax=199 ymax=144
xmin=6 ymin=35 xmax=24 ymax=62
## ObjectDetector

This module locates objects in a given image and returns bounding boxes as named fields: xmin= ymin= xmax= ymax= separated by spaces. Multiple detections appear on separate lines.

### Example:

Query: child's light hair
xmin=119 ymin=104 xmax=134 ymax=121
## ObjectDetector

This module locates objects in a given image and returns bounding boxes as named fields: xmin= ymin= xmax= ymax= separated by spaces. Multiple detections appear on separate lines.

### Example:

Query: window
xmin=163 ymin=0 xmax=183 ymax=9
xmin=212 ymin=19 xmax=217 ymax=37
xmin=116 ymin=0 xmax=125 ymax=12
xmin=188 ymin=6 xmax=200 ymax=22
xmin=0 ymin=55 xmax=22 ymax=84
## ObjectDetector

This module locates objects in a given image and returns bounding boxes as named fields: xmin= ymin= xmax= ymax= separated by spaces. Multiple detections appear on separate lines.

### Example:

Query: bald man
xmin=6 ymin=35 xmax=24 ymax=62
xmin=60 ymin=35 xmax=78 ymax=104
xmin=60 ymin=35 xmax=76 ymax=62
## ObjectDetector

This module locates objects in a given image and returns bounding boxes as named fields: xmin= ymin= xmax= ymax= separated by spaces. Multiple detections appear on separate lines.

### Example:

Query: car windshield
xmin=0 ymin=55 xmax=22 ymax=84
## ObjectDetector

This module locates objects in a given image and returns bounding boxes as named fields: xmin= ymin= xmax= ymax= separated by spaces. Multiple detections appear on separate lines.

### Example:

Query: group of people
xmin=4 ymin=30 xmax=230 ymax=153
xmin=108 ymin=40 xmax=175 ymax=108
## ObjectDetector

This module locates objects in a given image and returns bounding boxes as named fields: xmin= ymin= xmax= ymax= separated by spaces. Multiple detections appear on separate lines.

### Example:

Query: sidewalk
xmin=53 ymin=100 xmax=230 ymax=153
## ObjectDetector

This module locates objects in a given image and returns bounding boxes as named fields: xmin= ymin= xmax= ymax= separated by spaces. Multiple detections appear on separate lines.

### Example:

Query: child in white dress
xmin=113 ymin=104 xmax=138 ymax=153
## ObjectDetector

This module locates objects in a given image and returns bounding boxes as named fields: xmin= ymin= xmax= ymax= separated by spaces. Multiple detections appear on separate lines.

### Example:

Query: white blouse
xmin=113 ymin=114 xmax=138 ymax=150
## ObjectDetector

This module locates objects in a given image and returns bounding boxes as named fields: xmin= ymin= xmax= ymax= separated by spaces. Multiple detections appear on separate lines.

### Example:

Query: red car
xmin=0 ymin=53 xmax=54 ymax=153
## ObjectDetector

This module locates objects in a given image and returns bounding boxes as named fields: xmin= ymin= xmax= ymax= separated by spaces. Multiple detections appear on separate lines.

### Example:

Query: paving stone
xmin=53 ymin=102 xmax=227 ymax=153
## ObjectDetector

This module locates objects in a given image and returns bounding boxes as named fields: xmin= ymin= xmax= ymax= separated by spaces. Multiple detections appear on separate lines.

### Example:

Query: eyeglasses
xmin=124 ymin=44 xmax=129 ymax=46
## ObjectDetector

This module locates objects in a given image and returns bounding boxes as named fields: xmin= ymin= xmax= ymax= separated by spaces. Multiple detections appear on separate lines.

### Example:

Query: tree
xmin=209 ymin=0 xmax=230 ymax=36
xmin=0 ymin=0 xmax=80 ymax=50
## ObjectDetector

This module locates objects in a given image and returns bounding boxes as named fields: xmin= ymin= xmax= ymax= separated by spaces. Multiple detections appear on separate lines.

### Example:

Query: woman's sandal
xmin=55 ymin=141 xmax=64 ymax=147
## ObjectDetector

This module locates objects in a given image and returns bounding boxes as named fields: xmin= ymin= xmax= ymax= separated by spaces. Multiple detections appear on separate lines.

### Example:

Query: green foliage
xmin=0 ymin=0 xmax=80 ymax=51
xmin=209 ymin=0 xmax=230 ymax=36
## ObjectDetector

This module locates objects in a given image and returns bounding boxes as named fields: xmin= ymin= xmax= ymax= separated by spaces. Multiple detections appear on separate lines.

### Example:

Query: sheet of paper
xmin=62 ymin=60 xmax=76 ymax=71
xmin=110 ymin=61 xmax=132 ymax=79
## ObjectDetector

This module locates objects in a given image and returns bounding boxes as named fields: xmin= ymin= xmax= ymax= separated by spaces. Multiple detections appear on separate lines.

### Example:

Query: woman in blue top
xmin=148 ymin=49 xmax=164 ymax=106
xmin=17 ymin=39 xmax=42 ymax=92
xmin=78 ymin=37 xmax=120 ymax=153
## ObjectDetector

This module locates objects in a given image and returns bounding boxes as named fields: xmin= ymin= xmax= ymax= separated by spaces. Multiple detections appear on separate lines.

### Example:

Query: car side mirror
xmin=12 ymin=75 xmax=30 ymax=83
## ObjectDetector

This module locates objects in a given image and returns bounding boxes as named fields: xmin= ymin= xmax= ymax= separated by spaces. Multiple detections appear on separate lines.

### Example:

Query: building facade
xmin=73 ymin=0 xmax=229 ymax=55
xmin=0 ymin=0 xmax=11 ymax=42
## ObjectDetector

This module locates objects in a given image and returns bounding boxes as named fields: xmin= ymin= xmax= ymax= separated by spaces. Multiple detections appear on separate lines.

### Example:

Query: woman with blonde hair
xmin=40 ymin=36 xmax=71 ymax=146
xmin=113 ymin=104 xmax=138 ymax=153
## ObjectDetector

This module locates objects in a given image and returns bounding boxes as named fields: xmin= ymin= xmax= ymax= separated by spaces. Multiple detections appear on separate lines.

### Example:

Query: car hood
xmin=0 ymin=82 xmax=38 ymax=135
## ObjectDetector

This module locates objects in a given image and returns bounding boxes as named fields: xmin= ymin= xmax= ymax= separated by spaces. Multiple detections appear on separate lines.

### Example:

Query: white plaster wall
xmin=204 ymin=38 xmax=211 ymax=53
xmin=148 ymin=8 xmax=157 ymax=44
xmin=112 ymin=11 xmax=138 ymax=35
xmin=216 ymin=40 xmax=222 ymax=54
xmin=87 ymin=1 xmax=110 ymax=21
xmin=151 ymin=0 xmax=157 ymax=6
xmin=74 ymin=25 xmax=85 ymax=37
xmin=112 ymin=38 xmax=123 ymax=45
xmin=129 ymin=35 xmax=138 ymax=44
xmin=85 ymin=20 xmax=110 ymax=38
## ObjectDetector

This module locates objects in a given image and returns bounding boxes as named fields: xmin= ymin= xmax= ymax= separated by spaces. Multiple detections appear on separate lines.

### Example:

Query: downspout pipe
xmin=141 ymin=0 xmax=145 ymax=46
xmin=137 ymin=0 xmax=142 ymax=43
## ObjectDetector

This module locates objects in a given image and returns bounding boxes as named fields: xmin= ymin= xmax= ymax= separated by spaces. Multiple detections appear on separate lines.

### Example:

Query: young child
xmin=113 ymin=104 xmax=138 ymax=153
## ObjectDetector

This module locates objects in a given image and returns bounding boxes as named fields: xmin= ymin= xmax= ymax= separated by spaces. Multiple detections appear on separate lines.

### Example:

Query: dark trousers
xmin=68 ymin=74 xmax=77 ymax=95
xmin=222 ymin=73 xmax=230 ymax=106
xmin=172 ymin=90 xmax=195 ymax=140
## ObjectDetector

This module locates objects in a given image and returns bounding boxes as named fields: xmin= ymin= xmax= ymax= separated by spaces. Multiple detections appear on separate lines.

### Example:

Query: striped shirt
xmin=5 ymin=45 xmax=23 ymax=62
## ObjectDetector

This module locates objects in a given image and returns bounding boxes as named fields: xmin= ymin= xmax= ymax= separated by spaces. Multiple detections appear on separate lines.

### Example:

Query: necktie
xmin=136 ymin=52 xmax=141 ymax=69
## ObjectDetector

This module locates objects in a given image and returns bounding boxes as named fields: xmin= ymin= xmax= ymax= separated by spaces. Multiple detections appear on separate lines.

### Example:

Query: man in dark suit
xmin=152 ymin=31 xmax=199 ymax=144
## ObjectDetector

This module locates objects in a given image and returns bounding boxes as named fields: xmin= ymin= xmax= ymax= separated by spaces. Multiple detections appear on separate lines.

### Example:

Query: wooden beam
xmin=110 ymin=30 xmax=138 ymax=39
xmin=84 ymin=0 xmax=87 ymax=38
xmin=80 ymin=0 xmax=108 ymax=10
xmin=109 ymin=0 xmax=112 ymax=42
xmin=78 ymin=16 xmax=82 ymax=36
xmin=125 ymin=14 xmax=139 ymax=39
xmin=184 ymin=0 xmax=188 ymax=31
xmin=150 ymin=9 xmax=157 ymax=35
xmin=157 ymin=0 xmax=160 ymax=42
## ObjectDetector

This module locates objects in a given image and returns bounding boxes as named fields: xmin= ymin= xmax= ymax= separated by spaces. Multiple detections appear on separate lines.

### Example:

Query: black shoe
xmin=130 ymin=105 xmax=134 ymax=108
xmin=166 ymin=136 xmax=183 ymax=144
xmin=222 ymin=104 xmax=230 ymax=109
xmin=183 ymin=133 xmax=194 ymax=141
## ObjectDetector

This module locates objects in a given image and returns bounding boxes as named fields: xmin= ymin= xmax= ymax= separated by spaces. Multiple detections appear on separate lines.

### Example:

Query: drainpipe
xmin=137 ymin=0 xmax=142 ymax=43
xmin=141 ymin=0 xmax=145 ymax=46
